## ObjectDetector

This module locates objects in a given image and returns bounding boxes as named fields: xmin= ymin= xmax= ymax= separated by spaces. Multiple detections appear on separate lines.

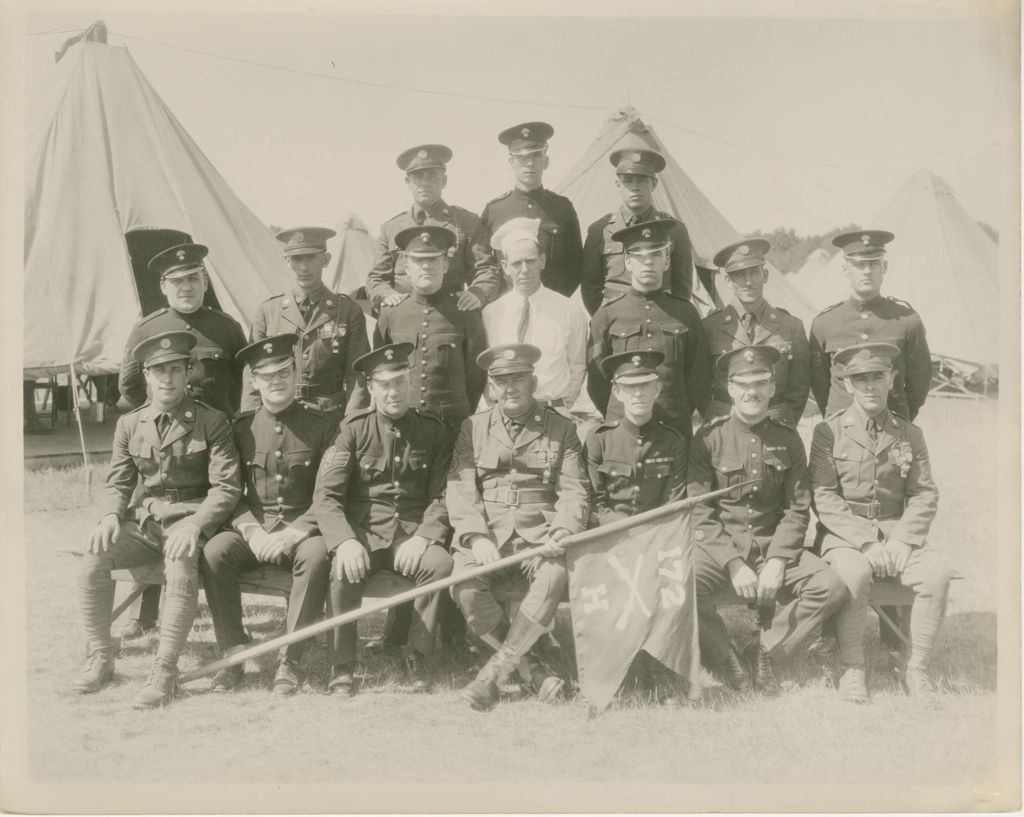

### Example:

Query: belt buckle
xmin=865 ymin=501 xmax=881 ymax=519
xmin=505 ymin=487 xmax=519 ymax=507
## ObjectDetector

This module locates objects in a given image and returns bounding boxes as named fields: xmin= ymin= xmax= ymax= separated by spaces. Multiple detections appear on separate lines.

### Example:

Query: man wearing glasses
xmin=587 ymin=219 xmax=711 ymax=439
xmin=471 ymin=122 xmax=583 ymax=298
xmin=199 ymin=333 xmax=336 ymax=696
xmin=702 ymin=238 xmax=810 ymax=427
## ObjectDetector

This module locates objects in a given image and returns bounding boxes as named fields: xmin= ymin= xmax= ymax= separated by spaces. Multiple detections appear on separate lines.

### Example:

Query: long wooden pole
xmin=179 ymin=483 xmax=747 ymax=685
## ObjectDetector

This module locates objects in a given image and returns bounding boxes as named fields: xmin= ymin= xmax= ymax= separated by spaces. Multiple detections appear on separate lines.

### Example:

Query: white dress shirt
xmin=482 ymin=285 xmax=587 ymax=405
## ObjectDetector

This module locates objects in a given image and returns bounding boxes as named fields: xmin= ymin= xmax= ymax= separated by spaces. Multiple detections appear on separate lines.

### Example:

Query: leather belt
xmin=482 ymin=486 xmax=555 ymax=507
xmin=846 ymin=499 xmax=903 ymax=520
xmin=147 ymin=486 xmax=209 ymax=502
xmin=297 ymin=383 xmax=340 ymax=399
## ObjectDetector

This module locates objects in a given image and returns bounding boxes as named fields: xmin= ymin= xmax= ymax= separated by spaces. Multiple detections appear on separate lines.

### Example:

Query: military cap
xmin=834 ymin=342 xmax=899 ymax=377
xmin=714 ymin=238 xmax=771 ymax=274
xmin=276 ymin=226 xmax=336 ymax=257
xmin=395 ymin=225 xmax=457 ymax=257
xmin=476 ymin=343 xmax=542 ymax=376
xmin=716 ymin=344 xmax=781 ymax=383
xmin=609 ymin=147 xmax=666 ymax=177
xmin=601 ymin=350 xmax=665 ymax=385
xmin=611 ymin=218 xmax=675 ymax=252
xmin=397 ymin=144 xmax=453 ymax=173
xmin=237 ymin=332 xmax=298 ymax=375
xmin=132 ymin=330 xmax=196 ymax=368
xmin=148 ymin=243 xmax=209 ymax=280
xmin=832 ymin=229 xmax=895 ymax=260
xmin=354 ymin=342 xmax=414 ymax=380
xmin=498 ymin=121 xmax=554 ymax=155
xmin=490 ymin=217 xmax=541 ymax=252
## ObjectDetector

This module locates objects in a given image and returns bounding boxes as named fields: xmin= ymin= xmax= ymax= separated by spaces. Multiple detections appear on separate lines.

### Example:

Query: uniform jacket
xmin=587 ymin=288 xmax=711 ymax=436
xmin=366 ymin=201 xmax=500 ymax=311
xmin=313 ymin=407 xmax=451 ymax=553
xmin=231 ymin=401 xmax=338 ymax=537
xmin=687 ymin=413 xmax=811 ymax=569
xmin=809 ymin=295 xmax=931 ymax=420
xmin=245 ymin=286 xmax=370 ymax=414
xmin=447 ymin=404 xmax=589 ymax=548
xmin=371 ymin=291 xmax=488 ymax=429
xmin=702 ymin=300 xmax=810 ymax=426
xmin=585 ymin=416 xmax=688 ymax=526
xmin=472 ymin=187 xmax=583 ymax=298
xmin=809 ymin=404 xmax=938 ymax=552
xmin=98 ymin=397 xmax=241 ymax=537
xmin=119 ymin=306 xmax=247 ymax=418
xmin=580 ymin=206 xmax=694 ymax=315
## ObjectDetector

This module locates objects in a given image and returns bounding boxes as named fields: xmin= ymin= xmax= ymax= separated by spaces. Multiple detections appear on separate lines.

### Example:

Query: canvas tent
xmin=792 ymin=169 xmax=999 ymax=368
xmin=326 ymin=213 xmax=379 ymax=297
xmin=788 ymin=247 xmax=840 ymax=312
xmin=556 ymin=107 xmax=817 ymax=325
xmin=24 ymin=35 xmax=291 ymax=377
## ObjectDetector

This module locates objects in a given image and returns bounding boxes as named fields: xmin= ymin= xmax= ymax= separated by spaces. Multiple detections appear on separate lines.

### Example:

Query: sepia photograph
xmin=2 ymin=0 xmax=1019 ymax=812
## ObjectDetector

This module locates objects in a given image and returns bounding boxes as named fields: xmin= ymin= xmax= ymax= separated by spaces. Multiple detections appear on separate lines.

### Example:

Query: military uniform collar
xmin=728 ymin=411 xmax=771 ymax=433
xmin=293 ymin=284 xmax=327 ymax=306
xmin=513 ymin=185 xmax=546 ymax=199
xmin=627 ymin=286 xmax=661 ymax=301
xmin=847 ymin=400 xmax=891 ymax=431
xmin=848 ymin=293 xmax=882 ymax=312
xmin=263 ymin=399 xmax=300 ymax=420
xmin=730 ymin=298 xmax=770 ymax=322
xmin=617 ymin=204 xmax=657 ymax=227
xmin=619 ymin=415 xmax=655 ymax=436
xmin=378 ymin=409 xmax=412 ymax=433
xmin=168 ymin=305 xmax=206 ymax=321
xmin=410 ymin=199 xmax=450 ymax=223
xmin=410 ymin=289 xmax=447 ymax=306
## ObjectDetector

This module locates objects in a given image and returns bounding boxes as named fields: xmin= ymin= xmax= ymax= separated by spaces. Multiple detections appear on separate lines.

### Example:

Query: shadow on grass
xmin=932 ymin=611 xmax=997 ymax=691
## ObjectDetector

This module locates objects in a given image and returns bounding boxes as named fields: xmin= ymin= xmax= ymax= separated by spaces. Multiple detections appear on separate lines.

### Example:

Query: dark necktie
xmin=740 ymin=312 xmax=757 ymax=340
xmin=506 ymin=417 xmax=525 ymax=441
xmin=156 ymin=413 xmax=171 ymax=440
xmin=868 ymin=418 xmax=880 ymax=442
xmin=516 ymin=298 xmax=531 ymax=343
xmin=298 ymin=297 xmax=313 ymax=324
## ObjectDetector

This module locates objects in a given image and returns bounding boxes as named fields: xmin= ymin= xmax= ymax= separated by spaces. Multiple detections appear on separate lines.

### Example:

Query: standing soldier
xmin=200 ymin=334 xmax=335 ymax=696
xmin=472 ymin=122 xmax=583 ymax=298
xmin=588 ymin=219 xmax=711 ymax=439
xmin=703 ymin=238 xmax=810 ymax=426
xmin=314 ymin=344 xmax=454 ymax=695
xmin=809 ymin=343 xmax=950 ymax=701
xmin=687 ymin=345 xmax=846 ymax=695
xmin=580 ymin=148 xmax=694 ymax=315
xmin=372 ymin=226 xmax=488 ymax=438
xmin=809 ymin=229 xmax=931 ymax=421
xmin=246 ymin=226 xmax=370 ymax=420
xmin=447 ymin=344 xmax=589 ymax=711
xmin=117 ymin=242 xmax=247 ymax=640
xmin=366 ymin=144 xmax=500 ymax=314
xmin=74 ymin=331 xmax=240 ymax=708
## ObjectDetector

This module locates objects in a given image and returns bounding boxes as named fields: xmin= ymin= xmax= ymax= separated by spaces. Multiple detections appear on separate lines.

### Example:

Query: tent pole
xmin=68 ymin=361 xmax=92 ymax=498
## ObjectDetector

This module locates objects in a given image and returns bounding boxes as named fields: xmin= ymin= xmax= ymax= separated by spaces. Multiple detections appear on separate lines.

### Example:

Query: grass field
xmin=17 ymin=398 xmax=1010 ymax=801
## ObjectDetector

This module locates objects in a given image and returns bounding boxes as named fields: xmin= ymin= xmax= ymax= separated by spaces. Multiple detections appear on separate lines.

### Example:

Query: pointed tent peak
xmin=337 ymin=212 xmax=371 ymax=235
xmin=904 ymin=167 xmax=956 ymax=197
xmin=328 ymin=212 xmax=379 ymax=296
xmin=55 ymin=20 xmax=107 ymax=63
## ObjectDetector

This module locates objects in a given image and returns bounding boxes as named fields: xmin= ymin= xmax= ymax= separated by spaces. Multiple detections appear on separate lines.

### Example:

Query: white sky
xmin=21 ymin=2 xmax=1016 ymax=240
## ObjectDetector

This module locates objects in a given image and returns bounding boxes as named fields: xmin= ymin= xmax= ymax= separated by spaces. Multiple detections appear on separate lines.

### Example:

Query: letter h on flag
xmin=567 ymin=506 xmax=700 ymax=711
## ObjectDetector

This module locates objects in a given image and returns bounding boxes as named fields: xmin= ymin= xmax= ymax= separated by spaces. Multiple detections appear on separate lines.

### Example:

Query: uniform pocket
xmin=661 ymin=321 xmax=688 ymax=364
xmin=609 ymin=322 xmax=643 ymax=353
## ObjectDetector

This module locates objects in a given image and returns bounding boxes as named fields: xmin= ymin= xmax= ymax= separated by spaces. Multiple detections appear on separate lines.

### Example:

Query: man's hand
xmin=521 ymin=555 xmax=542 ymax=578
xmin=456 ymin=290 xmax=483 ymax=311
xmin=756 ymin=557 xmax=786 ymax=604
xmin=394 ymin=535 xmax=429 ymax=577
xmin=261 ymin=530 xmax=300 ymax=564
xmin=886 ymin=539 xmax=913 ymax=575
xmin=470 ymin=535 xmax=501 ymax=565
xmin=164 ymin=519 xmax=201 ymax=560
xmin=864 ymin=541 xmax=891 ymax=577
xmin=247 ymin=528 xmax=271 ymax=561
xmin=334 ymin=538 xmax=371 ymax=584
xmin=539 ymin=528 xmax=570 ymax=559
xmin=87 ymin=514 xmax=120 ymax=554
xmin=727 ymin=558 xmax=758 ymax=600
xmin=381 ymin=292 xmax=407 ymax=307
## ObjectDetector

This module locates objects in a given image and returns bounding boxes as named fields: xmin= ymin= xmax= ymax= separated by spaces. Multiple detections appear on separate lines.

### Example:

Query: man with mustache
xmin=687 ymin=345 xmax=846 ymax=695
xmin=367 ymin=144 xmax=499 ymax=314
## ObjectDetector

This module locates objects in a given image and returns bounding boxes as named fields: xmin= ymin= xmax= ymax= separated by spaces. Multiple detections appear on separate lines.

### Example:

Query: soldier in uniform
xmin=587 ymin=219 xmax=711 ymax=439
xmin=371 ymin=225 xmax=488 ymax=437
xmin=809 ymin=343 xmax=950 ymax=701
xmin=74 ymin=331 xmax=241 ymax=708
xmin=809 ymin=229 xmax=931 ymax=421
xmin=472 ymin=122 xmax=583 ymax=298
xmin=117 ymin=243 xmax=246 ymax=640
xmin=366 ymin=144 xmax=500 ymax=314
xmin=688 ymin=345 xmax=846 ymax=695
xmin=313 ymin=343 xmax=453 ymax=695
xmin=246 ymin=226 xmax=371 ymax=420
xmin=447 ymin=344 xmax=589 ymax=711
xmin=580 ymin=148 xmax=694 ymax=314
xmin=200 ymin=334 xmax=336 ymax=696
xmin=702 ymin=238 xmax=810 ymax=426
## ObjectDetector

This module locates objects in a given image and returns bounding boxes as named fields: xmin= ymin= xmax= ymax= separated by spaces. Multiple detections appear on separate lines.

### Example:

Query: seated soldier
xmin=200 ymin=333 xmax=336 ymax=696
xmin=809 ymin=342 xmax=951 ymax=701
xmin=314 ymin=343 xmax=454 ymax=695
xmin=74 ymin=331 xmax=241 ymax=708
xmin=447 ymin=343 xmax=589 ymax=711
xmin=688 ymin=345 xmax=847 ymax=695
xmin=585 ymin=350 xmax=689 ymax=699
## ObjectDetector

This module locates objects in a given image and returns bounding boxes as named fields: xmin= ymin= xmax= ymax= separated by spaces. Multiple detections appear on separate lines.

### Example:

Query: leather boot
xmin=521 ymin=651 xmax=564 ymax=703
xmin=210 ymin=664 xmax=244 ymax=693
xmin=746 ymin=640 xmax=780 ymax=697
xmin=903 ymin=665 xmax=935 ymax=695
xmin=838 ymin=664 xmax=869 ymax=703
xmin=328 ymin=664 xmax=356 ymax=696
xmin=717 ymin=647 xmax=754 ymax=693
xmin=72 ymin=642 xmax=114 ymax=694
xmin=402 ymin=647 xmax=433 ymax=694
xmin=131 ymin=661 xmax=178 ymax=709
xmin=463 ymin=610 xmax=546 ymax=711
xmin=272 ymin=659 xmax=302 ymax=696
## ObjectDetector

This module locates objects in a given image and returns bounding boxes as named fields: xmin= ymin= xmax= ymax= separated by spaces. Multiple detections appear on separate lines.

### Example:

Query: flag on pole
xmin=566 ymin=505 xmax=700 ymax=711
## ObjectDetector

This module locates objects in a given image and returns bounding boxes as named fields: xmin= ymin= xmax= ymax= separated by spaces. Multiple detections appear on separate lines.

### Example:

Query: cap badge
xmin=176 ymin=250 xmax=186 ymax=261
xmin=384 ymin=349 xmax=394 ymax=361
xmin=631 ymin=355 xmax=641 ymax=367
xmin=417 ymin=149 xmax=427 ymax=159
xmin=160 ymin=338 xmax=171 ymax=349
xmin=420 ymin=232 xmax=430 ymax=243
xmin=294 ymin=232 xmax=304 ymax=243
xmin=521 ymin=127 xmax=530 ymax=138
xmin=631 ymin=152 xmax=642 ymax=162
xmin=642 ymin=228 xmax=652 ymax=238
xmin=856 ymin=350 xmax=871 ymax=360
xmin=862 ymin=234 xmax=871 ymax=244
xmin=503 ymin=349 xmax=516 ymax=360
xmin=738 ymin=245 xmax=749 ymax=255
xmin=263 ymin=342 xmax=273 ymax=354
xmin=744 ymin=350 xmax=754 ymax=363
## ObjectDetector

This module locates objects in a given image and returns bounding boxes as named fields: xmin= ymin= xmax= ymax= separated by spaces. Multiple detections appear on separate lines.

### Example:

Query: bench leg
xmin=111 ymin=585 xmax=148 ymax=622
xmin=872 ymin=605 xmax=910 ymax=652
